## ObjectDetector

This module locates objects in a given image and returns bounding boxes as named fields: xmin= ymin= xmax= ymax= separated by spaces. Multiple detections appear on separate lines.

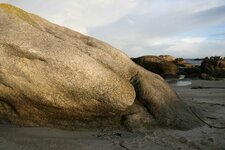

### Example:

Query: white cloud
xmin=0 ymin=0 xmax=138 ymax=34
xmin=89 ymin=0 xmax=225 ymax=57
xmin=168 ymin=39 xmax=225 ymax=58
xmin=128 ymin=19 xmax=135 ymax=25
xmin=1 ymin=0 xmax=225 ymax=58
xmin=181 ymin=37 xmax=205 ymax=44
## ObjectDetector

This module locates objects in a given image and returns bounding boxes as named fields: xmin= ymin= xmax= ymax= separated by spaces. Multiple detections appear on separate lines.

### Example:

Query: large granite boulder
xmin=132 ymin=55 xmax=178 ymax=79
xmin=201 ymin=57 xmax=225 ymax=80
xmin=0 ymin=4 xmax=202 ymax=130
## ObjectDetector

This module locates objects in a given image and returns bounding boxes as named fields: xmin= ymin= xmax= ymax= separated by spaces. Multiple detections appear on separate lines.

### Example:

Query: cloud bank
xmin=1 ymin=0 xmax=225 ymax=58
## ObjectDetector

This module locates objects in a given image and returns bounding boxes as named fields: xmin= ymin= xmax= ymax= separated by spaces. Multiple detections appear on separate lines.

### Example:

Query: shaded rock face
xmin=178 ymin=64 xmax=201 ymax=79
xmin=132 ymin=56 xmax=178 ymax=79
xmin=201 ymin=58 xmax=225 ymax=80
xmin=174 ymin=58 xmax=185 ymax=65
xmin=0 ymin=4 xmax=202 ymax=130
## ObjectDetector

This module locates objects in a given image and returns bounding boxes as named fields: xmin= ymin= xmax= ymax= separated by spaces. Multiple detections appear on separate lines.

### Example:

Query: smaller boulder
xmin=178 ymin=66 xmax=201 ymax=78
xmin=174 ymin=58 xmax=185 ymax=65
xmin=176 ymin=59 xmax=201 ymax=79
xmin=132 ymin=55 xmax=178 ymax=79
xmin=159 ymin=55 xmax=175 ymax=62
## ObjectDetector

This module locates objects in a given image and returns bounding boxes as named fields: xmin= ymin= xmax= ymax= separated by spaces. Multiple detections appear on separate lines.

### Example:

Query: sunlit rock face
xmin=0 ymin=4 xmax=202 ymax=130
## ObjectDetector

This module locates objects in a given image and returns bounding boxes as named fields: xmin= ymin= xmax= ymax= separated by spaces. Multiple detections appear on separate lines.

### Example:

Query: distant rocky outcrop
xmin=159 ymin=55 xmax=175 ymax=62
xmin=174 ymin=58 xmax=185 ymax=65
xmin=172 ymin=58 xmax=200 ymax=78
xmin=132 ymin=54 xmax=225 ymax=81
xmin=179 ymin=66 xmax=201 ymax=79
xmin=0 ymin=4 xmax=202 ymax=130
xmin=200 ymin=56 xmax=225 ymax=80
xmin=132 ymin=55 xmax=202 ymax=79
xmin=132 ymin=55 xmax=179 ymax=79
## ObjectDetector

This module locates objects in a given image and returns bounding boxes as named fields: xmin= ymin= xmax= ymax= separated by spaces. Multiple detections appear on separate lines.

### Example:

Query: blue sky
xmin=1 ymin=0 xmax=225 ymax=58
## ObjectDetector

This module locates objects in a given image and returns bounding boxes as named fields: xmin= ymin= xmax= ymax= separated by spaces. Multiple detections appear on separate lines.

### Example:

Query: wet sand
xmin=1 ymin=80 xmax=225 ymax=150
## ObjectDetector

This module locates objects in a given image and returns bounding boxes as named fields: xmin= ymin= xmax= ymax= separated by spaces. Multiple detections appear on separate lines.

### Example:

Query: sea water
xmin=184 ymin=59 xmax=202 ymax=66
xmin=174 ymin=80 xmax=192 ymax=86
xmin=168 ymin=75 xmax=192 ymax=86
xmin=174 ymin=75 xmax=192 ymax=86
xmin=168 ymin=59 xmax=202 ymax=86
xmin=172 ymin=59 xmax=202 ymax=86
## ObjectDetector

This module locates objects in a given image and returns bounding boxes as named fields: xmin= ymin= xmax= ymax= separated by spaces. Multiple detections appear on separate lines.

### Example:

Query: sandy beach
xmin=0 ymin=79 xmax=225 ymax=150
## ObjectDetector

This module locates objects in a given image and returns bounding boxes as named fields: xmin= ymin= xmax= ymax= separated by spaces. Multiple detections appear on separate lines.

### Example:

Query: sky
xmin=1 ymin=0 xmax=225 ymax=58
